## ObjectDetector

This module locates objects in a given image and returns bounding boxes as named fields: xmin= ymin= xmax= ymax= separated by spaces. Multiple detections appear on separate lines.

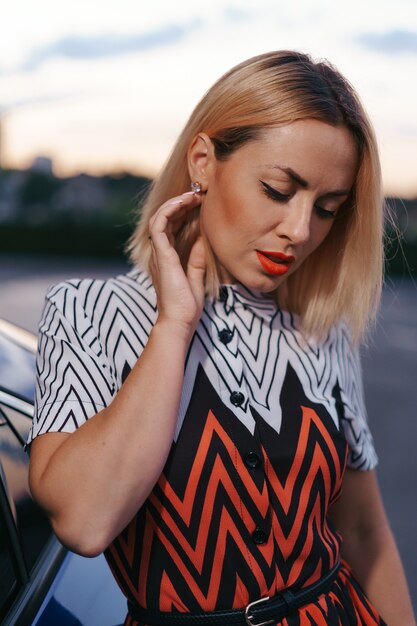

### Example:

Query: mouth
xmin=256 ymin=250 xmax=295 ymax=276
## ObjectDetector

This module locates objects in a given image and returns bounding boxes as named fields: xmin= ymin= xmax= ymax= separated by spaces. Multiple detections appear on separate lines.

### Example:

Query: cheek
xmin=201 ymin=189 xmax=243 ymax=237
xmin=199 ymin=201 xmax=230 ymax=253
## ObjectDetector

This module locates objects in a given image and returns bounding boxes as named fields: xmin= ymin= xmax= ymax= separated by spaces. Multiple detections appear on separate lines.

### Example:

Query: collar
xmin=128 ymin=267 xmax=278 ymax=321
xmin=210 ymin=283 xmax=278 ymax=321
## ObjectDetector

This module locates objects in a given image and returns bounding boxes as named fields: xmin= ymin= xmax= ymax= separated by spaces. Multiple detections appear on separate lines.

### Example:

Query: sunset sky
xmin=1 ymin=0 xmax=417 ymax=196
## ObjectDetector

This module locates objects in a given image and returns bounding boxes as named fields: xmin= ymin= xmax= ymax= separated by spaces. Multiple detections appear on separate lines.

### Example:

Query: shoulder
xmin=328 ymin=321 xmax=362 ymax=379
xmin=43 ymin=267 xmax=156 ymax=328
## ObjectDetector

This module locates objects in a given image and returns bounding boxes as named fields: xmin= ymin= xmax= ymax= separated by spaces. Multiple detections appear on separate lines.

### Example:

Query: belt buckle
xmin=244 ymin=596 xmax=275 ymax=626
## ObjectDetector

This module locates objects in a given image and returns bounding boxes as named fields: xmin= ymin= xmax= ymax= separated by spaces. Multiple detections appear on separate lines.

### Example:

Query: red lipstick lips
xmin=256 ymin=250 xmax=295 ymax=276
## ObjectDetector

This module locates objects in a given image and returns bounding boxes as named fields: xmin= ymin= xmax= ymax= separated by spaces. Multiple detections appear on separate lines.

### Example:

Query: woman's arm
xmin=329 ymin=468 xmax=415 ymax=625
xmin=29 ymin=190 xmax=206 ymax=557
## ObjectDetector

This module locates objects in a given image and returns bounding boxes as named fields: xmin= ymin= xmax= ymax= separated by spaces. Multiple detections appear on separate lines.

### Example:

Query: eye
xmin=259 ymin=180 xmax=291 ymax=202
xmin=315 ymin=205 xmax=337 ymax=219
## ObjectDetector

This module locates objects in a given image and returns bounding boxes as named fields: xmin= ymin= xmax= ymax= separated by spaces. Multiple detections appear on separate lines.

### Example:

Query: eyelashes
xmin=259 ymin=180 xmax=337 ymax=219
xmin=315 ymin=206 xmax=337 ymax=219
xmin=260 ymin=180 xmax=290 ymax=202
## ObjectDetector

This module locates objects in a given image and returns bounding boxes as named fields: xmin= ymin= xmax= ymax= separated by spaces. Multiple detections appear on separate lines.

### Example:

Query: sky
xmin=1 ymin=0 xmax=417 ymax=197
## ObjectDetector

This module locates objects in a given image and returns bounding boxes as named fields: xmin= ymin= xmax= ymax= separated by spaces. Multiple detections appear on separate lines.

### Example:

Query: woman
xmin=28 ymin=51 xmax=415 ymax=625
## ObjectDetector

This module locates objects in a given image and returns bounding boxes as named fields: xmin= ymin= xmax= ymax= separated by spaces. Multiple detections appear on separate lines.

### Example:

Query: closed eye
xmin=261 ymin=180 xmax=338 ymax=219
xmin=315 ymin=206 xmax=337 ymax=219
xmin=259 ymin=180 xmax=291 ymax=202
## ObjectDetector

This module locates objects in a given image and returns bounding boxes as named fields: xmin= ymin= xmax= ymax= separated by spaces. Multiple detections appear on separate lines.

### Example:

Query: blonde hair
xmin=128 ymin=50 xmax=384 ymax=342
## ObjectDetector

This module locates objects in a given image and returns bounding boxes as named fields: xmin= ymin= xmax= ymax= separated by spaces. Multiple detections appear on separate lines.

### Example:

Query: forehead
xmin=228 ymin=120 xmax=359 ymax=189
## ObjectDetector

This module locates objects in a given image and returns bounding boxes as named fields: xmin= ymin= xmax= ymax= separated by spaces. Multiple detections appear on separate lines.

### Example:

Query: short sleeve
xmin=27 ymin=280 xmax=117 ymax=446
xmin=334 ymin=324 xmax=378 ymax=470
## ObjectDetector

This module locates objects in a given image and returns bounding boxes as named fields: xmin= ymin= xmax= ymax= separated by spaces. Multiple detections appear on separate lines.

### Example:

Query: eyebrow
xmin=266 ymin=165 xmax=351 ymax=197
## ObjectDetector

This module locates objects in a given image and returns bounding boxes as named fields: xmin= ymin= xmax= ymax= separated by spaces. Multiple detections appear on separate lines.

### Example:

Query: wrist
xmin=151 ymin=317 xmax=196 ymax=347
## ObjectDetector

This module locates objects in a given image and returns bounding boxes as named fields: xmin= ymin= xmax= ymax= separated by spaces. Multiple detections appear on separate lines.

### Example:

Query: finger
xmin=149 ymin=200 xmax=201 ymax=263
xmin=160 ymin=189 xmax=201 ymax=213
xmin=150 ymin=191 xmax=201 ymax=238
xmin=150 ymin=193 xmax=196 ymax=230
xmin=187 ymin=236 xmax=207 ymax=302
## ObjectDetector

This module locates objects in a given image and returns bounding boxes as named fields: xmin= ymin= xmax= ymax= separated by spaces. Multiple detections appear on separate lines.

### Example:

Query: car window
xmin=0 ymin=332 xmax=36 ymax=402
xmin=0 ymin=478 xmax=19 ymax=618
xmin=0 ymin=404 xmax=52 ymax=572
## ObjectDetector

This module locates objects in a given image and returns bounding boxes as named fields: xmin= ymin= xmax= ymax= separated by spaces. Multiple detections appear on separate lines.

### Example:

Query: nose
xmin=275 ymin=199 xmax=312 ymax=245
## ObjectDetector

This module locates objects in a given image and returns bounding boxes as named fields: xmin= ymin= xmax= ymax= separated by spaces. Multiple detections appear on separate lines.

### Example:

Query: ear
xmin=187 ymin=133 xmax=216 ymax=191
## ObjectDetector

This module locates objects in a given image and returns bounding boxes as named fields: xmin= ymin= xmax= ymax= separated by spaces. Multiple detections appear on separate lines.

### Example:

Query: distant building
xmin=53 ymin=174 xmax=108 ymax=219
xmin=0 ymin=116 xmax=3 ymax=171
xmin=29 ymin=156 xmax=54 ymax=176
xmin=0 ymin=113 xmax=9 ymax=172
xmin=0 ymin=170 xmax=28 ymax=222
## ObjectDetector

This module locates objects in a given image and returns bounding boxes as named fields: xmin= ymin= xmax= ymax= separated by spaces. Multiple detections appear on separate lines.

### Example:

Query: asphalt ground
xmin=1 ymin=254 xmax=416 ymax=609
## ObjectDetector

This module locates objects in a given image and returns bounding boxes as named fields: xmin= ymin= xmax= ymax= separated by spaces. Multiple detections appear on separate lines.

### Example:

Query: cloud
xmin=20 ymin=20 xmax=203 ymax=71
xmin=223 ymin=5 xmax=254 ymax=22
xmin=1 ymin=93 xmax=76 ymax=113
xmin=357 ymin=29 xmax=417 ymax=54
xmin=392 ymin=123 xmax=417 ymax=138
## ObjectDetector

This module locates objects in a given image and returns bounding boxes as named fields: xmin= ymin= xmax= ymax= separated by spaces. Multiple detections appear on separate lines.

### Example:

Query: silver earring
xmin=191 ymin=181 xmax=202 ymax=194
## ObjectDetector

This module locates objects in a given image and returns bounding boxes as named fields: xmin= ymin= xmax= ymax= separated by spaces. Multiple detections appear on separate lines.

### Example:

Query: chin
xmin=236 ymin=271 xmax=287 ymax=294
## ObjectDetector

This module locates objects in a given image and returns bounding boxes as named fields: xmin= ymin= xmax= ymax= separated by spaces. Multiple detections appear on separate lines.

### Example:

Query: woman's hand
xmin=29 ymin=191 xmax=208 ymax=555
xmin=149 ymin=190 xmax=207 ymax=338
xmin=29 ymin=190 xmax=208 ymax=556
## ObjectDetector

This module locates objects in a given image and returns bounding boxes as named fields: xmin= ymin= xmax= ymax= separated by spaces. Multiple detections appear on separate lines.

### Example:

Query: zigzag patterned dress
xmin=29 ymin=268 xmax=387 ymax=625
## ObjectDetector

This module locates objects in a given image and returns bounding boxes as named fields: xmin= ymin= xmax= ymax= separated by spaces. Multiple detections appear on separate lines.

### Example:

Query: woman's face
xmin=195 ymin=119 xmax=358 ymax=292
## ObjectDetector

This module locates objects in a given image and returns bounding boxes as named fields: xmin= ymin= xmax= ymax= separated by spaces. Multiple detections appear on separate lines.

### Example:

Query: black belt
xmin=128 ymin=559 xmax=340 ymax=626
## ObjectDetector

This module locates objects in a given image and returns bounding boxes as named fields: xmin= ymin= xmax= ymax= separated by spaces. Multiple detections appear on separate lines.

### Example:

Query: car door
xmin=0 ymin=392 xmax=63 ymax=625
xmin=0 ymin=322 xmax=126 ymax=625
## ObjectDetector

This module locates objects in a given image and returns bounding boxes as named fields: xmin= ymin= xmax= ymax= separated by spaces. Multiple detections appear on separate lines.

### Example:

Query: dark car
xmin=0 ymin=319 xmax=126 ymax=625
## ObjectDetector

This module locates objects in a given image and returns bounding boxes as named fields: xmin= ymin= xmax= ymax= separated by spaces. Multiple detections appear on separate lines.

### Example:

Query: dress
xmin=28 ymin=268 xmax=387 ymax=626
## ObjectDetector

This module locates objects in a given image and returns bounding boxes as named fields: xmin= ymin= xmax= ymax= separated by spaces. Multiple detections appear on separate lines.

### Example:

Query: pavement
xmin=1 ymin=254 xmax=416 ymax=608
xmin=360 ymin=276 xmax=417 ymax=603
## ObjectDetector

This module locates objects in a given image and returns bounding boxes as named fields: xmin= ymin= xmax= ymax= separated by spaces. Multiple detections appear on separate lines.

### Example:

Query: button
xmin=244 ymin=451 xmax=261 ymax=469
xmin=218 ymin=329 xmax=233 ymax=344
xmin=252 ymin=527 xmax=268 ymax=545
xmin=219 ymin=287 xmax=228 ymax=302
xmin=230 ymin=391 xmax=245 ymax=407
